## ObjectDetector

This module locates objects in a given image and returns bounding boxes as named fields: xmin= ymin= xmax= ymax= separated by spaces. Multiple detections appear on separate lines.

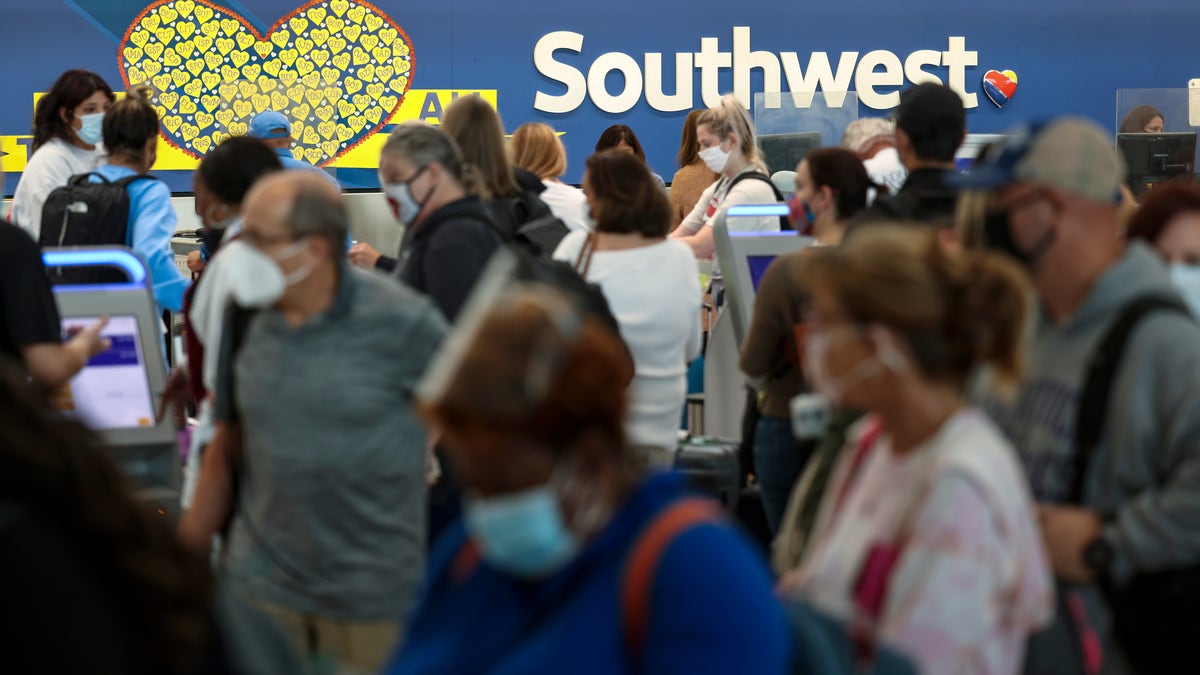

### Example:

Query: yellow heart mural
xmin=121 ymin=0 xmax=415 ymax=164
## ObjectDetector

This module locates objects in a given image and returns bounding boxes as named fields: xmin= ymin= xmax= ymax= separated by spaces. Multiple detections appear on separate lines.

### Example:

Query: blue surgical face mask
xmin=464 ymin=485 xmax=581 ymax=579
xmin=77 ymin=112 xmax=105 ymax=146
xmin=1169 ymin=263 xmax=1200 ymax=317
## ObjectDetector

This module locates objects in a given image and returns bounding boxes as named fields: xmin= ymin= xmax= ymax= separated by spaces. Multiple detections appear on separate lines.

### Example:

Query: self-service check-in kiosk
xmin=704 ymin=205 xmax=813 ymax=440
xmin=43 ymin=247 xmax=181 ymax=515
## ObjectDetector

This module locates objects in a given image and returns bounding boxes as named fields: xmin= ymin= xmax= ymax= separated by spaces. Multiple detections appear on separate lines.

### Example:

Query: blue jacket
xmin=385 ymin=473 xmax=792 ymax=675
xmin=90 ymin=165 xmax=186 ymax=313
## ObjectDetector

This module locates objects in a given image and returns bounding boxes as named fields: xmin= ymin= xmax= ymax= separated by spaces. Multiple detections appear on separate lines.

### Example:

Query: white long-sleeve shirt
xmin=9 ymin=138 xmax=105 ymax=240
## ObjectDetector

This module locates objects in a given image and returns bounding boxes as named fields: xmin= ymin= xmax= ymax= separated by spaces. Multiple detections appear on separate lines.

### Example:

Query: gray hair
xmin=381 ymin=122 xmax=468 ymax=185
xmin=841 ymin=117 xmax=896 ymax=154
xmin=285 ymin=183 xmax=349 ymax=258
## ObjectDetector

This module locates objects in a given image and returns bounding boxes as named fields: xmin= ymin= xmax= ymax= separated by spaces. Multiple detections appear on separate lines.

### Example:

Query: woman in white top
xmin=10 ymin=69 xmax=114 ymax=238
xmin=553 ymin=150 xmax=702 ymax=460
xmin=780 ymin=226 xmax=1052 ymax=675
xmin=510 ymin=122 xmax=589 ymax=232
xmin=670 ymin=95 xmax=780 ymax=261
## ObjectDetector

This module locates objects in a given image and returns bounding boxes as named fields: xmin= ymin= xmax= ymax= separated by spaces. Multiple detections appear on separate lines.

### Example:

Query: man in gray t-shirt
xmin=180 ymin=172 xmax=447 ymax=674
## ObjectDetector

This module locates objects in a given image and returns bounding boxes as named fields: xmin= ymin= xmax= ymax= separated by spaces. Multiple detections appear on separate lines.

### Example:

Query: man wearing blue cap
xmin=248 ymin=111 xmax=340 ymax=188
xmin=956 ymin=116 xmax=1200 ymax=674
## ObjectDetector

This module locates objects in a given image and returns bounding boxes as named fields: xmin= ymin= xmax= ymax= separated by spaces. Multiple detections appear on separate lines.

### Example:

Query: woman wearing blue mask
xmin=1126 ymin=182 xmax=1200 ymax=316
xmin=387 ymin=285 xmax=791 ymax=675
xmin=9 ymin=69 xmax=114 ymax=239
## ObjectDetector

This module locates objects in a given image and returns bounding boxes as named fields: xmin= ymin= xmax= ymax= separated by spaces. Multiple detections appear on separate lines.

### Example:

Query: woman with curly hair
xmin=8 ymin=69 xmax=113 ymax=238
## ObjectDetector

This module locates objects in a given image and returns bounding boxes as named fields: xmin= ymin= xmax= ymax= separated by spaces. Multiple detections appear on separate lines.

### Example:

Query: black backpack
xmin=39 ymin=172 xmax=155 ymax=284
xmin=489 ymin=190 xmax=571 ymax=257
xmin=727 ymin=172 xmax=793 ymax=231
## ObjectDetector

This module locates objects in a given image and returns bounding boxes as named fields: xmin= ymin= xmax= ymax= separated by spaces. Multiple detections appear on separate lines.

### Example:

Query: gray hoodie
xmin=987 ymin=241 xmax=1200 ymax=586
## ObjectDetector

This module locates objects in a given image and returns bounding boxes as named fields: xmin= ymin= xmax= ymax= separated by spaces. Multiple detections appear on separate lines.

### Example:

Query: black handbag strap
xmin=1071 ymin=295 xmax=1188 ymax=502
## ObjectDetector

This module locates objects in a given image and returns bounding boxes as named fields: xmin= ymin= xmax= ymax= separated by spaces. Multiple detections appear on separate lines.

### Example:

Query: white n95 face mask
xmin=223 ymin=239 xmax=313 ymax=309
xmin=698 ymin=143 xmax=732 ymax=174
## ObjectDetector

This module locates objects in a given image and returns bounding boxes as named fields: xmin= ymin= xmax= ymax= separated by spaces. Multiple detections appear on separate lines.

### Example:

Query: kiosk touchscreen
xmin=45 ymin=247 xmax=180 ymax=509
xmin=56 ymin=315 xmax=157 ymax=431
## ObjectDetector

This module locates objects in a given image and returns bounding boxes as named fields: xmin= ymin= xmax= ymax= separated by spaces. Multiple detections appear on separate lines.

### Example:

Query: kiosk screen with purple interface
xmin=747 ymin=255 xmax=777 ymax=290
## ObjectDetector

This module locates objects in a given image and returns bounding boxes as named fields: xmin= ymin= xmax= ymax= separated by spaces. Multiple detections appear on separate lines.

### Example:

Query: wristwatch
xmin=1083 ymin=535 xmax=1115 ymax=581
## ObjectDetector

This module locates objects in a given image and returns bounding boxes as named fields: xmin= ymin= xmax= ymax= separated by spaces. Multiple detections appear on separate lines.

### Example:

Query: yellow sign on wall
xmin=0 ymin=89 xmax=496 ymax=173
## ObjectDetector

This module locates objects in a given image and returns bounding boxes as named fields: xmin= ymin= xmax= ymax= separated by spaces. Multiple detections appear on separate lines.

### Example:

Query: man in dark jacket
xmin=850 ymin=82 xmax=966 ymax=232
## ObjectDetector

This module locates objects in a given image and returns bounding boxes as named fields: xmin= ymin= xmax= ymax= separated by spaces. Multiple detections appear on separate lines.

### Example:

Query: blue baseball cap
xmin=950 ymin=117 xmax=1122 ymax=202
xmin=248 ymin=111 xmax=291 ymax=140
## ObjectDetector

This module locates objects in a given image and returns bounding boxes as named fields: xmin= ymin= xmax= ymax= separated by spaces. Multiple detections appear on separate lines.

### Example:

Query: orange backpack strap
xmin=621 ymin=499 xmax=724 ymax=656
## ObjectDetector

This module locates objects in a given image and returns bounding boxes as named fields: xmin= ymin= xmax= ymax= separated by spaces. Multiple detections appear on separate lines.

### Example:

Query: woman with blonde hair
xmin=510 ymin=122 xmax=589 ymax=232
xmin=781 ymin=226 xmax=1052 ymax=674
xmin=670 ymin=95 xmax=780 ymax=262
xmin=668 ymin=110 xmax=719 ymax=223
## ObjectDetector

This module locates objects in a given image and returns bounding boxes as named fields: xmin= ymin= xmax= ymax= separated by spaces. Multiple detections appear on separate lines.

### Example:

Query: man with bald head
xmin=180 ymin=171 xmax=448 ymax=673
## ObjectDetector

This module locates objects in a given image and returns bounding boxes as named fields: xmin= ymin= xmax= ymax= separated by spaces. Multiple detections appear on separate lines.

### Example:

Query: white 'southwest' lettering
xmin=533 ymin=28 xmax=979 ymax=114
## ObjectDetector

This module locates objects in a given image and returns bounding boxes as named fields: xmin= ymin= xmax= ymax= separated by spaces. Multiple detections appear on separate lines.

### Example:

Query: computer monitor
xmin=757 ymin=131 xmax=822 ymax=176
xmin=712 ymin=204 xmax=815 ymax=346
xmin=1117 ymin=132 xmax=1198 ymax=196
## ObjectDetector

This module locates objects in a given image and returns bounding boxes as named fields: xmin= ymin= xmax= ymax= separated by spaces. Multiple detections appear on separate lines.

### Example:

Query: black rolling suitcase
xmin=673 ymin=437 xmax=773 ymax=552
xmin=673 ymin=437 xmax=741 ymax=508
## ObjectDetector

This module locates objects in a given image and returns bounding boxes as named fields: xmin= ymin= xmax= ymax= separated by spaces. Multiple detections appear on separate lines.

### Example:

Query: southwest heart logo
xmin=119 ymin=0 xmax=415 ymax=165
xmin=983 ymin=69 xmax=1018 ymax=109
